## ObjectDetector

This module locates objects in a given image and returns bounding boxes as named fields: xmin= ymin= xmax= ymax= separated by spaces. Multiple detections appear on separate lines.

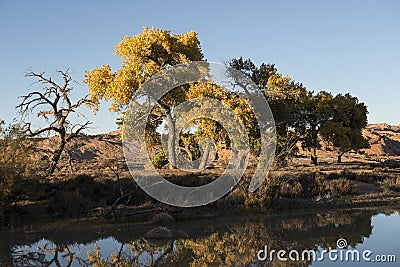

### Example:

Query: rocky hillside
xmin=361 ymin=123 xmax=400 ymax=156
xmin=32 ymin=131 xmax=127 ymax=177
xmin=30 ymin=123 xmax=400 ymax=176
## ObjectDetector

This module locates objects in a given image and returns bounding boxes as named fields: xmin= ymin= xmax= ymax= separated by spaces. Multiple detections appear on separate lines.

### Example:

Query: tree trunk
xmin=237 ymin=150 xmax=247 ymax=169
xmin=49 ymin=139 xmax=66 ymax=176
xmin=310 ymin=123 xmax=318 ymax=166
xmin=311 ymin=147 xmax=318 ymax=166
xmin=182 ymin=145 xmax=193 ymax=161
xmin=199 ymin=144 xmax=211 ymax=170
xmin=337 ymin=149 xmax=349 ymax=163
xmin=337 ymin=153 xmax=343 ymax=163
xmin=166 ymin=112 xmax=176 ymax=169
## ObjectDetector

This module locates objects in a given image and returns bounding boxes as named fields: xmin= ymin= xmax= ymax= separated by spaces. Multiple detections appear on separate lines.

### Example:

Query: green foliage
xmin=320 ymin=93 xmax=369 ymax=152
xmin=180 ymin=132 xmax=201 ymax=160
xmin=152 ymin=150 xmax=169 ymax=169
xmin=230 ymin=58 xmax=369 ymax=165
xmin=230 ymin=58 xmax=308 ymax=165
xmin=0 ymin=120 xmax=35 ymax=225
xmin=230 ymin=57 xmax=276 ymax=88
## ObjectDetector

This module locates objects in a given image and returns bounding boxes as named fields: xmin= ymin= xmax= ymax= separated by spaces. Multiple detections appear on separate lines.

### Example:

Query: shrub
xmin=327 ymin=178 xmax=354 ymax=197
xmin=270 ymin=172 xmax=327 ymax=199
xmin=237 ymin=177 xmax=273 ymax=209
xmin=69 ymin=174 xmax=95 ymax=197
xmin=279 ymin=181 xmax=303 ymax=198
xmin=228 ymin=189 xmax=246 ymax=205
xmin=0 ymin=120 xmax=36 ymax=226
xmin=47 ymin=190 xmax=92 ymax=217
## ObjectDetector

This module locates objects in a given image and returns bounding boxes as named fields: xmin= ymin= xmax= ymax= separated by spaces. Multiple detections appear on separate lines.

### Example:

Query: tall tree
xmin=229 ymin=57 xmax=276 ymax=89
xmin=84 ymin=27 xmax=203 ymax=169
xmin=319 ymin=93 xmax=369 ymax=163
xmin=185 ymin=82 xmax=258 ymax=168
xmin=293 ymin=91 xmax=368 ymax=165
xmin=230 ymin=58 xmax=368 ymax=166
xmin=265 ymin=72 xmax=308 ymax=165
xmin=293 ymin=91 xmax=334 ymax=165
xmin=230 ymin=58 xmax=307 ymax=166
xmin=17 ymin=70 xmax=91 ymax=176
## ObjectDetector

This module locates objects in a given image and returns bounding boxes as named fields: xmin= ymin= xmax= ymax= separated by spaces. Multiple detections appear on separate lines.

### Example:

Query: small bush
xmin=241 ymin=180 xmax=274 ymax=209
xmin=47 ymin=190 xmax=92 ymax=217
xmin=327 ymin=178 xmax=354 ymax=197
xmin=279 ymin=181 xmax=303 ymax=198
xmin=244 ymin=190 xmax=273 ymax=209
xmin=228 ymin=189 xmax=246 ymax=205
xmin=272 ymin=172 xmax=327 ymax=199
xmin=102 ymin=178 xmax=149 ymax=206
xmin=69 ymin=174 xmax=95 ymax=197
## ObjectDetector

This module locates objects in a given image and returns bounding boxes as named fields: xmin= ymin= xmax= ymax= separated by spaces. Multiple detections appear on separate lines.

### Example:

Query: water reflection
xmin=1 ymin=209 xmax=399 ymax=266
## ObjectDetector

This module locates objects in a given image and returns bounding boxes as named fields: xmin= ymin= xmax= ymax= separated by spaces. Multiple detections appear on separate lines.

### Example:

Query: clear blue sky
xmin=1 ymin=0 xmax=399 ymax=134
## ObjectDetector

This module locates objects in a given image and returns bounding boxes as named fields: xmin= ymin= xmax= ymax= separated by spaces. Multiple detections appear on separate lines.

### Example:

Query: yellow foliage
xmin=84 ymin=26 xmax=203 ymax=112
xmin=186 ymin=82 xmax=259 ymax=151
xmin=266 ymin=73 xmax=307 ymax=101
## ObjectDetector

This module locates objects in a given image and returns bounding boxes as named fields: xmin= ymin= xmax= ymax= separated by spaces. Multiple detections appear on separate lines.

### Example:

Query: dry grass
xmin=327 ymin=178 xmax=354 ymax=196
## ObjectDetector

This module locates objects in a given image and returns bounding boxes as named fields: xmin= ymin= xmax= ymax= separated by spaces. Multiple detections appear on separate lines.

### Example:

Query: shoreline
xmin=4 ymin=190 xmax=400 ymax=232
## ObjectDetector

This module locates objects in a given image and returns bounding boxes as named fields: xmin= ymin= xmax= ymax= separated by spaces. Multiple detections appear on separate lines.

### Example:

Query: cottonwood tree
xmin=84 ymin=26 xmax=203 ymax=169
xmin=265 ymin=72 xmax=308 ymax=166
xmin=230 ymin=58 xmax=368 ymax=166
xmin=319 ymin=93 xmax=369 ymax=163
xmin=230 ymin=58 xmax=307 ymax=166
xmin=185 ymin=82 xmax=258 ymax=169
xmin=294 ymin=91 xmax=368 ymax=165
xmin=293 ymin=91 xmax=334 ymax=165
xmin=17 ymin=70 xmax=91 ymax=176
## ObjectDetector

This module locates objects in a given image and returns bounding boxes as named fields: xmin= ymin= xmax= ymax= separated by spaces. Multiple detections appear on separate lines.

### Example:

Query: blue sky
xmin=0 ymin=0 xmax=399 ymax=134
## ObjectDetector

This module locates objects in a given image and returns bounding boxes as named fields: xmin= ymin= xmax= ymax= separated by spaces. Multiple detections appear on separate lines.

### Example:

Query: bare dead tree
xmin=17 ymin=70 xmax=92 ymax=176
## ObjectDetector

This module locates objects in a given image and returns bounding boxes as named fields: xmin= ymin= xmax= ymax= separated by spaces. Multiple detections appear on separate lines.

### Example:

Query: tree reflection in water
xmin=2 ymin=209 xmax=394 ymax=267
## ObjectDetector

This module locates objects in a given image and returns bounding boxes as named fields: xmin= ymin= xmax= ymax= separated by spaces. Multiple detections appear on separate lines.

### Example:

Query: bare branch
xmin=17 ymin=70 xmax=92 ymax=176
xmin=66 ymin=121 xmax=92 ymax=142
xmin=24 ymin=123 xmax=63 ymax=137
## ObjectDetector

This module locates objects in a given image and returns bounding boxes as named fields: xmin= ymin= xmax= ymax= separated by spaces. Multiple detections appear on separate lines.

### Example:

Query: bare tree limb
xmin=17 ymin=70 xmax=92 ymax=176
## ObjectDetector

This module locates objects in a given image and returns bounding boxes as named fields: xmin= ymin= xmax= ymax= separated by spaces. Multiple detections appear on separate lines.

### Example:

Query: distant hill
xmin=361 ymin=123 xmax=400 ymax=156
xmin=296 ymin=123 xmax=400 ymax=157
xmin=30 ymin=123 xmax=400 ymax=176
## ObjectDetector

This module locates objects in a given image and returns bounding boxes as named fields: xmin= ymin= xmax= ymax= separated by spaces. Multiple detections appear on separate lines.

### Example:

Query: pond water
xmin=1 ymin=208 xmax=399 ymax=266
